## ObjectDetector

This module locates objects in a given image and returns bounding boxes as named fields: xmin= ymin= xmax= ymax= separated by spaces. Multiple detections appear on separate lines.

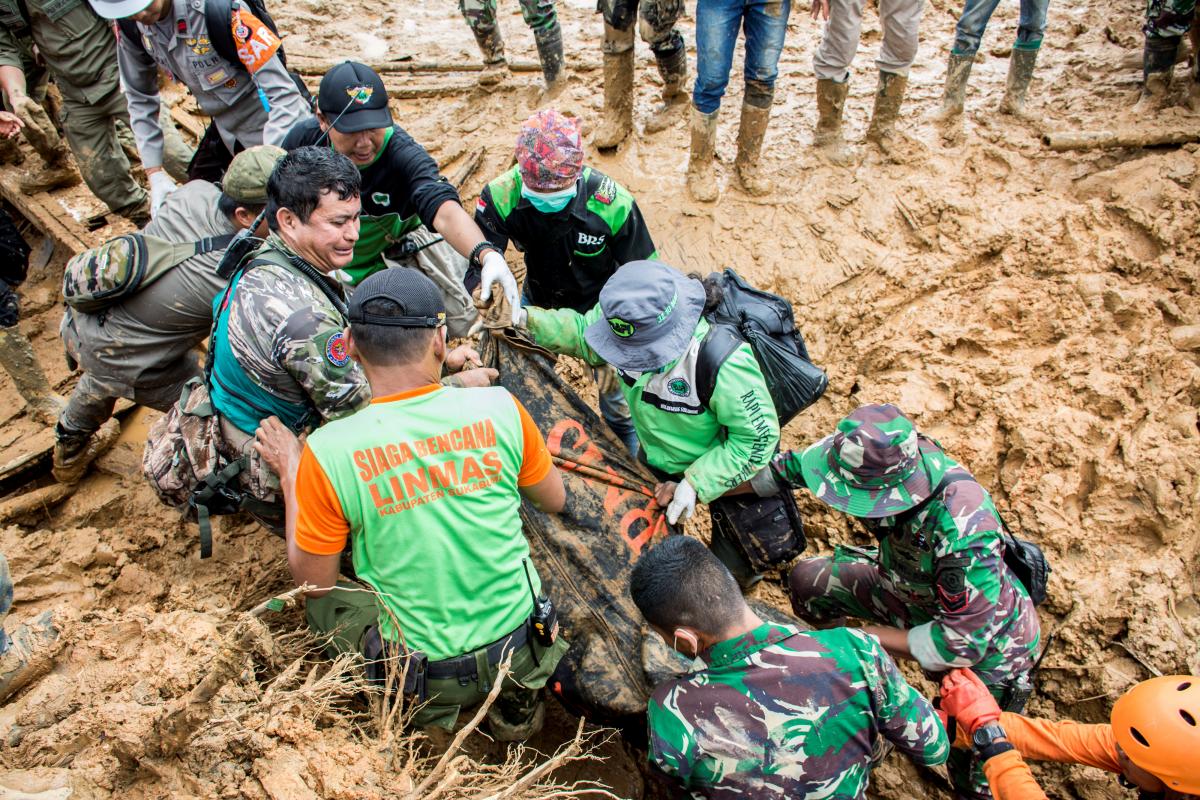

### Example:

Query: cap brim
xmin=328 ymin=107 xmax=393 ymax=134
xmin=800 ymin=440 xmax=948 ymax=519
xmin=582 ymin=281 xmax=706 ymax=372
xmin=88 ymin=0 xmax=154 ymax=18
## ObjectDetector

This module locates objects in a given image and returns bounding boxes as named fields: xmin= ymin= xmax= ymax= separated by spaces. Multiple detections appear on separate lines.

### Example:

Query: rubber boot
xmin=644 ymin=45 xmax=689 ymax=133
xmin=0 ymin=327 xmax=65 ymax=426
xmin=999 ymin=46 xmax=1040 ymax=117
xmin=15 ymin=95 xmax=80 ymax=194
xmin=1136 ymin=35 xmax=1179 ymax=111
xmin=933 ymin=52 xmax=975 ymax=121
xmin=0 ymin=611 xmax=60 ymax=703
xmin=487 ymin=693 xmax=546 ymax=742
xmin=593 ymin=24 xmax=636 ymax=149
xmin=472 ymin=27 xmax=509 ymax=87
xmin=52 ymin=417 xmax=120 ymax=485
xmin=865 ymin=70 xmax=917 ymax=161
xmin=686 ymin=105 xmax=719 ymax=202
xmin=734 ymin=82 xmax=774 ymax=196
xmin=813 ymin=78 xmax=850 ymax=163
xmin=534 ymin=21 xmax=565 ymax=91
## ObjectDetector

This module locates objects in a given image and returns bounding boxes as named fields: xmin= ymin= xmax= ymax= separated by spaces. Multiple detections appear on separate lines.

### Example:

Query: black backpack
xmin=695 ymin=268 xmax=829 ymax=426
xmin=892 ymin=472 xmax=1052 ymax=606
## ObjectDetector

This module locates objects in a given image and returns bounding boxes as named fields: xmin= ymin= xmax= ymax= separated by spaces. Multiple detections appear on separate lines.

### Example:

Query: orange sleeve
xmin=513 ymin=396 xmax=553 ymax=487
xmin=293 ymin=445 xmax=350 ymax=556
xmin=997 ymin=713 xmax=1122 ymax=773
xmin=982 ymin=749 xmax=1049 ymax=800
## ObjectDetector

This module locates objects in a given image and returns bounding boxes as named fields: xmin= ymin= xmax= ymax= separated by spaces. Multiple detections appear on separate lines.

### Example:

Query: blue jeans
xmin=952 ymin=0 xmax=1049 ymax=56
xmin=693 ymin=0 xmax=793 ymax=113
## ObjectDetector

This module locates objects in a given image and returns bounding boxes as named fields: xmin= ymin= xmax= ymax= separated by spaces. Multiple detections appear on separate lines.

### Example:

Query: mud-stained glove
xmin=594 ymin=364 xmax=620 ymax=395
xmin=667 ymin=478 xmax=697 ymax=525
xmin=939 ymin=668 xmax=1002 ymax=736
xmin=149 ymin=171 xmax=178 ymax=216
xmin=479 ymin=250 xmax=521 ymax=326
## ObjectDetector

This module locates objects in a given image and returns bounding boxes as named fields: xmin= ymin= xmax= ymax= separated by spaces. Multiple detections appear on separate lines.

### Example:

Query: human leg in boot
xmin=865 ymin=70 xmax=920 ymax=161
xmin=645 ymin=43 xmax=689 ymax=133
xmin=1137 ymin=34 xmax=1181 ymax=110
xmin=62 ymin=87 xmax=148 ymax=217
xmin=530 ymin=15 xmax=565 ymax=92
xmin=932 ymin=53 xmax=974 ymax=140
xmin=999 ymin=46 xmax=1040 ymax=117
xmin=0 ymin=326 xmax=65 ymax=427
xmin=53 ymin=417 xmax=120 ymax=485
xmin=461 ymin=0 xmax=510 ymax=86
xmin=813 ymin=78 xmax=851 ymax=162
xmin=593 ymin=22 xmax=636 ymax=148
xmin=687 ymin=105 xmax=720 ymax=202
xmin=735 ymin=80 xmax=775 ymax=196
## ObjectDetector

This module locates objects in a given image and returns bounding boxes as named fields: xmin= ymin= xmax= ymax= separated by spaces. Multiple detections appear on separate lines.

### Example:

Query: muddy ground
xmin=1 ymin=0 xmax=1199 ymax=797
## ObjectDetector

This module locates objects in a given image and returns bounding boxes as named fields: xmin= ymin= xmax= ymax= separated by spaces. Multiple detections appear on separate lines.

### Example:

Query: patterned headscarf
xmin=515 ymin=109 xmax=584 ymax=191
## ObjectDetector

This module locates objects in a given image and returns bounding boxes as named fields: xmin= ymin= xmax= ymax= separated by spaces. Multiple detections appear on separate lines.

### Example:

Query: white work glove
xmin=479 ymin=249 xmax=522 ymax=326
xmin=667 ymin=479 xmax=698 ymax=525
xmin=148 ymin=170 xmax=178 ymax=216
xmin=513 ymin=306 xmax=528 ymax=327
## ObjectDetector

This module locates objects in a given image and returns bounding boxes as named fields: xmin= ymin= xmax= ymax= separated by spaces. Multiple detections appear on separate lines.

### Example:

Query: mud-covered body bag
xmin=62 ymin=232 xmax=233 ymax=313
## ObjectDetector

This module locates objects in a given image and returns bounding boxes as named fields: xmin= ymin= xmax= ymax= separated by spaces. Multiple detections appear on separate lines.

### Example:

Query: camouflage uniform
xmin=0 ymin=0 xmax=147 ymax=218
xmin=600 ymin=0 xmax=685 ymax=56
xmin=648 ymin=622 xmax=949 ymax=797
xmin=460 ymin=0 xmax=562 ymax=84
xmin=779 ymin=405 xmax=1041 ymax=800
xmin=208 ymin=234 xmax=370 ymax=507
xmin=1145 ymin=0 xmax=1195 ymax=38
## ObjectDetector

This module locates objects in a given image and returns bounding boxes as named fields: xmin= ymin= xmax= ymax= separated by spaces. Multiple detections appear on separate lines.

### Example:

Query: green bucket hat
xmin=221 ymin=145 xmax=287 ymax=205
xmin=799 ymin=403 xmax=950 ymax=518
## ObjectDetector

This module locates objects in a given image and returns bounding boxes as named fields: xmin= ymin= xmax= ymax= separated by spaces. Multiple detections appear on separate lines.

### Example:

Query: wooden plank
xmin=0 ymin=169 xmax=94 ymax=254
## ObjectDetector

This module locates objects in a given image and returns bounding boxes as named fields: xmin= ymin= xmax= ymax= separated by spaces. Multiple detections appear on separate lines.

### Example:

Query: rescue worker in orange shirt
xmin=939 ymin=667 xmax=1199 ymax=800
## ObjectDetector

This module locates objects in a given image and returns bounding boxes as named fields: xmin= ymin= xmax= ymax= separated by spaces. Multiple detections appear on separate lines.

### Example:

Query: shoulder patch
xmin=592 ymin=176 xmax=616 ymax=205
xmin=231 ymin=5 xmax=281 ymax=74
xmin=325 ymin=331 xmax=350 ymax=367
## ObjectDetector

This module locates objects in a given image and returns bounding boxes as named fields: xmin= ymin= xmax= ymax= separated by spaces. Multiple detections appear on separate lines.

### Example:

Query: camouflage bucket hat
xmin=799 ymin=403 xmax=949 ymax=518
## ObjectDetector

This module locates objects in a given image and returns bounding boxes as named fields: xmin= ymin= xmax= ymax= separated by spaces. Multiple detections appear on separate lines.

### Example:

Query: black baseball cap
xmin=348 ymin=268 xmax=446 ymax=328
xmin=318 ymin=61 xmax=393 ymax=134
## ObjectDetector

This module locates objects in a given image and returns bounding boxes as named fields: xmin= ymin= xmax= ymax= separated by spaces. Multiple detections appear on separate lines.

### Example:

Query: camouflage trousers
xmin=307 ymin=582 xmax=568 ymax=733
xmin=599 ymin=0 xmax=686 ymax=56
xmin=60 ymin=81 xmax=147 ymax=218
xmin=59 ymin=360 xmax=201 ymax=438
xmin=1145 ymin=0 xmax=1195 ymax=38
xmin=460 ymin=0 xmax=557 ymax=37
xmin=790 ymin=547 xmax=1037 ymax=800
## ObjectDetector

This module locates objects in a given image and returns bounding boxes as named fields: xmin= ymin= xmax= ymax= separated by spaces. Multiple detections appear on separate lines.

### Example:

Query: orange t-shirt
xmin=293 ymin=384 xmax=552 ymax=556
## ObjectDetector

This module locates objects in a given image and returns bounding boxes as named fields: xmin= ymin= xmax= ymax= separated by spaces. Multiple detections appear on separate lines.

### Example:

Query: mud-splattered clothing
xmin=476 ymin=166 xmax=656 ymax=313
xmin=783 ymin=439 xmax=1041 ymax=800
xmin=526 ymin=308 xmax=779 ymax=503
xmin=693 ymin=0 xmax=793 ymax=113
xmin=600 ymin=0 xmax=685 ymax=56
xmin=951 ymin=0 xmax=1049 ymax=57
xmin=461 ymin=0 xmax=557 ymax=39
xmin=648 ymin=623 xmax=948 ymax=798
xmin=1144 ymin=0 xmax=1195 ymax=39
xmin=812 ymin=0 xmax=925 ymax=81
xmin=59 ymin=181 xmax=232 ymax=435
xmin=208 ymin=234 xmax=369 ymax=436
xmin=117 ymin=0 xmax=310 ymax=170
xmin=0 ymin=0 xmax=146 ymax=215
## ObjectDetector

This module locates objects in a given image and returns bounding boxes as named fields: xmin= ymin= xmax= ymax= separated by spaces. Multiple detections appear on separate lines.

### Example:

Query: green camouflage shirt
xmin=648 ymin=623 xmax=948 ymax=798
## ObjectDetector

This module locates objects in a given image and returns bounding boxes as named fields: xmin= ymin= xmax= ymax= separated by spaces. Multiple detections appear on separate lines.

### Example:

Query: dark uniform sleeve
xmin=387 ymin=126 xmax=461 ymax=230
xmin=473 ymin=183 xmax=511 ymax=252
xmin=281 ymin=117 xmax=320 ymax=151
xmin=610 ymin=197 xmax=657 ymax=265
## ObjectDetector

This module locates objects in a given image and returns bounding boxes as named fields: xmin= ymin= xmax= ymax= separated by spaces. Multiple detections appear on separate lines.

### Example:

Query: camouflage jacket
xmin=209 ymin=234 xmax=369 ymax=434
xmin=777 ymin=441 xmax=1041 ymax=677
xmin=648 ymin=623 xmax=948 ymax=798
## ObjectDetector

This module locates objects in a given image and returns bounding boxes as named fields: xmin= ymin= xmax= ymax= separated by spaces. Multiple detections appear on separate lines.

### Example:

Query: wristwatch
xmin=972 ymin=722 xmax=1015 ymax=762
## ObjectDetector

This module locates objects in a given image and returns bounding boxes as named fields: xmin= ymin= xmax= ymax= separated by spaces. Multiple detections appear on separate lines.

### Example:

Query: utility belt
xmin=362 ymin=610 xmax=548 ymax=704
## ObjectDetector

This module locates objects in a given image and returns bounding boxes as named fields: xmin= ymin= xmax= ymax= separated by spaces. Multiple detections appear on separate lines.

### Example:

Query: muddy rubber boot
xmin=686 ymin=105 xmax=719 ymax=202
xmin=734 ymin=84 xmax=774 ymax=196
xmin=472 ymin=27 xmax=510 ymax=87
xmin=534 ymin=21 xmax=565 ymax=91
xmin=593 ymin=24 xmax=636 ymax=149
xmin=19 ymin=161 xmax=82 ymax=195
xmin=0 ymin=327 xmax=65 ymax=426
xmin=0 ymin=611 xmax=60 ymax=702
xmin=118 ymin=197 xmax=153 ymax=228
xmin=486 ymin=693 xmax=546 ymax=742
xmin=865 ymin=70 xmax=919 ymax=162
xmin=1136 ymin=35 xmax=1179 ymax=111
xmin=999 ymin=47 xmax=1040 ymax=118
xmin=644 ymin=45 xmax=689 ymax=133
xmin=52 ymin=417 xmax=120 ymax=484
xmin=932 ymin=52 xmax=974 ymax=142
xmin=813 ymin=78 xmax=850 ymax=164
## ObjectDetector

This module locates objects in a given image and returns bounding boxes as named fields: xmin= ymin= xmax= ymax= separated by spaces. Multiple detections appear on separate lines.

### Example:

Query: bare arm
xmin=520 ymin=466 xmax=566 ymax=514
xmin=432 ymin=198 xmax=493 ymax=260
xmin=0 ymin=65 xmax=27 ymax=102
xmin=863 ymin=625 xmax=914 ymax=661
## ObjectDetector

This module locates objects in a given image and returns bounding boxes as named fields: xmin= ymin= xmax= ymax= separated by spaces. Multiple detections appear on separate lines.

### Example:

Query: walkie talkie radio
xmin=522 ymin=557 xmax=558 ymax=648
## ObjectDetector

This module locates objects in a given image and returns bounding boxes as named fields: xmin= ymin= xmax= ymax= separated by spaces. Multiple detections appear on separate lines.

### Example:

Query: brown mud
xmin=1 ymin=0 xmax=1199 ymax=797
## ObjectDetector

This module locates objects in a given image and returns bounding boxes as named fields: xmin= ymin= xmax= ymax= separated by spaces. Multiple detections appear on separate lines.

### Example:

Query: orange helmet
xmin=1111 ymin=675 xmax=1200 ymax=793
